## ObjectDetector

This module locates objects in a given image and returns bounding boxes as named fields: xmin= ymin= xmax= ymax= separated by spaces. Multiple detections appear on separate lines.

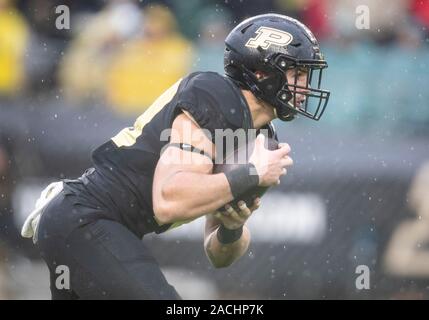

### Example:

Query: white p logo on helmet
xmin=245 ymin=26 xmax=293 ymax=50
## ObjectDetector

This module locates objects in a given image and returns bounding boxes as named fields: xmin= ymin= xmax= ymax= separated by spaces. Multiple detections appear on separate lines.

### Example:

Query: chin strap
xmin=276 ymin=105 xmax=296 ymax=121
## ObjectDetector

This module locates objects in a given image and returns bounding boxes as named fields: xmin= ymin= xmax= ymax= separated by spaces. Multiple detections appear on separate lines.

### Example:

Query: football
xmin=213 ymin=137 xmax=279 ymax=212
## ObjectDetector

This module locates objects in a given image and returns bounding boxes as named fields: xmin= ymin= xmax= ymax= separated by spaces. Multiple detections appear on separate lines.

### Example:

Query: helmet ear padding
xmin=240 ymin=67 xmax=297 ymax=122
xmin=241 ymin=72 xmax=262 ymax=96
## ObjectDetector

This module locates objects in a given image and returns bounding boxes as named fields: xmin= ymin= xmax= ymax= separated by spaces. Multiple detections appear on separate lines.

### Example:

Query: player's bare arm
xmin=152 ymin=112 xmax=292 ymax=225
xmin=152 ymin=112 xmax=231 ymax=223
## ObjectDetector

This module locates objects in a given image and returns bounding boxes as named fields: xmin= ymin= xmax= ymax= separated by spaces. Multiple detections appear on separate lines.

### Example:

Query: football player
xmin=22 ymin=13 xmax=330 ymax=299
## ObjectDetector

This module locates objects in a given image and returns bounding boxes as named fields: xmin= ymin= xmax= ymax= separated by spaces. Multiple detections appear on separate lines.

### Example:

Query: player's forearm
xmin=204 ymin=226 xmax=251 ymax=268
xmin=155 ymin=171 xmax=234 ymax=224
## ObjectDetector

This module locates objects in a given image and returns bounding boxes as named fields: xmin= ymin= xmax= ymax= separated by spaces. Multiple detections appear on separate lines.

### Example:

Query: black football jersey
xmin=75 ymin=71 xmax=271 ymax=237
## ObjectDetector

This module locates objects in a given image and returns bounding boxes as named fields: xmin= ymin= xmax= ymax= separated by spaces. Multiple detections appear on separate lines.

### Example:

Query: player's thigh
xmin=65 ymin=219 xmax=181 ymax=300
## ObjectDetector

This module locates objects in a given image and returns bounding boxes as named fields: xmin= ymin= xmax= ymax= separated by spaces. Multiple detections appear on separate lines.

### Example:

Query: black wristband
xmin=224 ymin=163 xmax=259 ymax=198
xmin=216 ymin=224 xmax=243 ymax=244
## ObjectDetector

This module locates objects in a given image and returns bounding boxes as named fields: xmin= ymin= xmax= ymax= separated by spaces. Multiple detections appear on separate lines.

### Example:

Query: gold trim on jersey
xmin=111 ymin=78 xmax=182 ymax=147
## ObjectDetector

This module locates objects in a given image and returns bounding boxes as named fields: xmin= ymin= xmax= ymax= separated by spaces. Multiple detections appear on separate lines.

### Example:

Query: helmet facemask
xmin=271 ymin=54 xmax=330 ymax=121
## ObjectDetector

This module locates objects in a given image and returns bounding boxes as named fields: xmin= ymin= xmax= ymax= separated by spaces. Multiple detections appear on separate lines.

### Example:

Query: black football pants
xmin=36 ymin=190 xmax=181 ymax=300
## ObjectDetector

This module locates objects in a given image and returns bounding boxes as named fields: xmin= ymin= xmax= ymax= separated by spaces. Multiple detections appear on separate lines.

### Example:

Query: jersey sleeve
xmin=173 ymin=72 xmax=251 ymax=141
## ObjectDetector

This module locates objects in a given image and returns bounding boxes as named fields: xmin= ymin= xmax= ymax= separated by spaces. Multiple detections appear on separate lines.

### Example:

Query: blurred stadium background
xmin=1 ymin=0 xmax=429 ymax=299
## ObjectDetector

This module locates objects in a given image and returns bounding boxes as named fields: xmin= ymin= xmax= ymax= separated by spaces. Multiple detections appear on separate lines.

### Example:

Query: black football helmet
xmin=224 ymin=13 xmax=330 ymax=121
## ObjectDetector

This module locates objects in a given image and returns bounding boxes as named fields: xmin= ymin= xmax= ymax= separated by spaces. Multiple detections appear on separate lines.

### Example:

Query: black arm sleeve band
xmin=224 ymin=163 xmax=260 ymax=199
xmin=216 ymin=224 xmax=243 ymax=244
xmin=167 ymin=143 xmax=213 ymax=162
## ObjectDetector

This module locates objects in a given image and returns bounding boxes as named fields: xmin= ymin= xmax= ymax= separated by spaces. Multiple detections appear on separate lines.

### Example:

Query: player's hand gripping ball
xmin=213 ymin=135 xmax=279 ymax=213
